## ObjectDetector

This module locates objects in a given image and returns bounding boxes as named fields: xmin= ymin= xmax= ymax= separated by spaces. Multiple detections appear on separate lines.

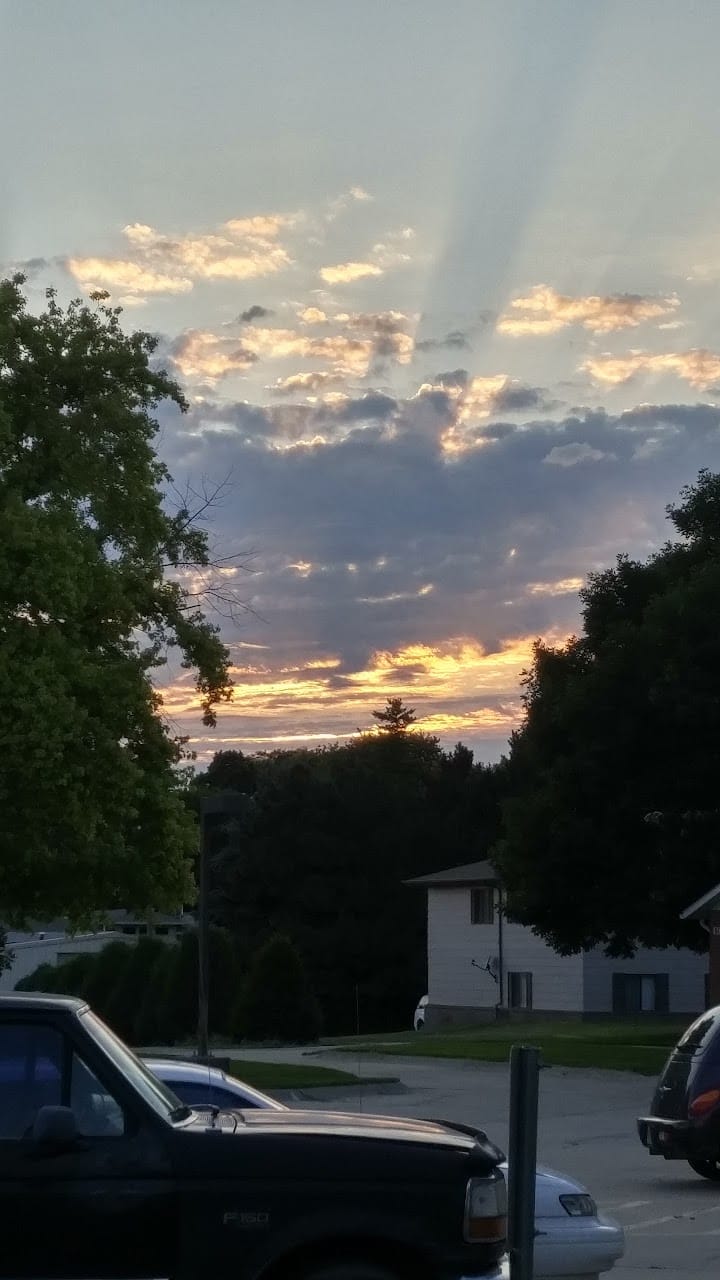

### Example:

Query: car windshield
xmin=80 ymin=1009 xmax=189 ymax=1121
xmin=676 ymin=1012 xmax=720 ymax=1056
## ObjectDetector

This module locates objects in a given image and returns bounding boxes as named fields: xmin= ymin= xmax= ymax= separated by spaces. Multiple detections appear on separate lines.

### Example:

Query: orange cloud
xmin=498 ymin=285 xmax=680 ymax=336
xmin=66 ymin=258 xmax=192 ymax=296
xmin=158 ymin=632 xmax=553 ymax=757
xmin=583 ymin=348 xmax=720 ymax=388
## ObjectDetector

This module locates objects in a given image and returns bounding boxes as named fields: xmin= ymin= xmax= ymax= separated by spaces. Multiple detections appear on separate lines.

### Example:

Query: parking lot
xmin=232 ymin=1045 xmax=720 ymax=1279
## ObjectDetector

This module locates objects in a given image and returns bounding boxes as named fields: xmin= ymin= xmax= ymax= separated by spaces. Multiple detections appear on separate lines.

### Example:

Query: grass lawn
xmin=227 ymin=1059 xmax=396 ymax=1090
xmin=325 ymin=1019 xmax=689 ymax=1075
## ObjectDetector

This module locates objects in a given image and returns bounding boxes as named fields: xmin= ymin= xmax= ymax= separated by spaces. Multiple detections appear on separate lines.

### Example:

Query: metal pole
xmin=197 ymin=804 xmax=209 ymax=1059
xmin=507 ymin=1045 xmax=540 ymax=1280
xmin=196 ymin=792 xmax=250 ymax=1061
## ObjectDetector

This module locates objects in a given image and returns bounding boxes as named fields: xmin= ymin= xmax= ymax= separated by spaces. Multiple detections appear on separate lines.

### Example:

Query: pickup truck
xmin=0 ymin=993 xmax=508 ymax=1280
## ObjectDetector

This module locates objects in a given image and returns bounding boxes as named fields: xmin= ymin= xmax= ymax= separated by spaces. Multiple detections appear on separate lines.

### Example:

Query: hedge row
xmin=16 ymin=930 xmax=321 ymax=1045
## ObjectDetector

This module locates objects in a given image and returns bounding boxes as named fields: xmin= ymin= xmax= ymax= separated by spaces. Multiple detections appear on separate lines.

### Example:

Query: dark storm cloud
xmin=238 ymin=304 xmax=273 ymax=323
xmin=158 ymin=393 xmax=720 ymax=680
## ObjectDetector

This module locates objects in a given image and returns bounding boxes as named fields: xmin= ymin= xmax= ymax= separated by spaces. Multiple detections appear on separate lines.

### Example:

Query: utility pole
xmin=196 ymin=791 xmax=250 ymax=1060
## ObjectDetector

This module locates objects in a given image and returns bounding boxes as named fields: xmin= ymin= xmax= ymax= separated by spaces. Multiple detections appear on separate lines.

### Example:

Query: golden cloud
xmin=298 ymin=306 xmax=328 ymax=324
xmin=170 ymin=326 xmax=375 ymax=383
xmin=271 ymin=370 xmax=347 ymax=396
xmin=527 ymin=577 xmax=584 ymax=597
xmin=66 ymin=258 xmax=193 ymax=296
xmin=320 ymin=261 xmax=384 ymax=285
xmin=583 ymin=348 xmax=720 ymax=388
xmin=67 ymin=211 xmax=295 ymax=302
xmin=498 ymin=285 xmax=680 ymax=336
xmin=159 ymin=632 xmax=553 ymax=757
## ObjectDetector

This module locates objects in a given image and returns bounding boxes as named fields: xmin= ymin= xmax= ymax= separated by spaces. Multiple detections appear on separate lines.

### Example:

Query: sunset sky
xmin=5 ymin=0 xmax=720 ymax=761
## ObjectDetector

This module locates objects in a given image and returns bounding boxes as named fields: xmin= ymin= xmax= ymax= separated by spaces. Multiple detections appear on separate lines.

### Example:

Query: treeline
xmin=18 ymin=930 xmax=321 ymax=1044
xmin=192 ymin=729 xmax=505 ymax=1035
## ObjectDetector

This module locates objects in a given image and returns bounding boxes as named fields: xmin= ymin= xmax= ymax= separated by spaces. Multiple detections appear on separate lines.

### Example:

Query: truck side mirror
xmin=32 ymin=1105 xmax=79 ymax=1149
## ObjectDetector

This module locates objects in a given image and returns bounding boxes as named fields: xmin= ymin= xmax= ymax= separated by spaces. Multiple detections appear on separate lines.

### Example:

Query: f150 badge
xmin=223 ymin=1210 xmax=270 ymax=1229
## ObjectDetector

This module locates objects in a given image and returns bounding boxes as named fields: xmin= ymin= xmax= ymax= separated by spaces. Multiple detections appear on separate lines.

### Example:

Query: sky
xmin=4 ymin=0 xmax=720 ymax=762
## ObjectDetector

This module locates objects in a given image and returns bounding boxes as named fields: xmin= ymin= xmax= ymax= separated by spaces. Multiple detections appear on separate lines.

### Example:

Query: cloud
xmin=544 ymin=443 xmax=611 ymax=466
xmin=270 ymin=371 xmax=347 ymax=396
xmin=157 ymin=390 xmax=720 ymax=757
xmin=239 ymin=304 xmax=273 ymax=323
xmin=66 ymin=258 xmax=193 ymax=297
xmin=498 ymin=285 xmax=680 ymax=336
xmin=168 ymin=330 xmax=258 ymax=381
xmin=319 ymin=261 xmax=383 ymax=285
xmin=319 ymin=228 xmax=415 ymax=286
xmin=67 ymin=211 xmax=295 ymax=302
xmin=169 ymin=325 xmax=375 ymax=382
xmin=583 ymin=348 xmax=720 ymax=389
xmin=416 ymin=330 xmax=470 ymax=352
xmin=298 ymin=306 xmax=328 ymax=324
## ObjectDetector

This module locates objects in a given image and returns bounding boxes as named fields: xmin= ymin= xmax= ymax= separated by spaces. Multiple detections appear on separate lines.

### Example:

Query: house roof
xmin=680 ymin=882 xmax=720 ymax=920
xmin=404 ymin=859 xmax=500 ymax=888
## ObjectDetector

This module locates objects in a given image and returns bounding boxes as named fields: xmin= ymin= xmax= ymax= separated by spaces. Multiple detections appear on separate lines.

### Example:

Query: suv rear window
xmin=677 ymin=1012 xmax=720 ymax=1055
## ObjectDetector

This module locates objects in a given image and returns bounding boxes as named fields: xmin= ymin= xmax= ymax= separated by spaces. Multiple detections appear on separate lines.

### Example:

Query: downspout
xmin=497 ymin=886 xmax=505 ymax=1013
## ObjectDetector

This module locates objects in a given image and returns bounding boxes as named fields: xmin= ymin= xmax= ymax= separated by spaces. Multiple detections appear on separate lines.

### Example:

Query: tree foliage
xmin=234 ymin=933 xmax=321 ymax=1043
xmin=201 ymin=731 xmax=503 ymax=1033
xmin=494 ymin=470 xmax=720 ymax=957
xmin=0 ymin=277 xmax=233 ymax=923
xmin=371 ymin=697 xmax=417 ymax=734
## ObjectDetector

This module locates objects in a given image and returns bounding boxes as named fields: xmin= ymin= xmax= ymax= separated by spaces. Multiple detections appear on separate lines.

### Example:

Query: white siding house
xmin=407 ymin=861 xmax=707 ymax=1026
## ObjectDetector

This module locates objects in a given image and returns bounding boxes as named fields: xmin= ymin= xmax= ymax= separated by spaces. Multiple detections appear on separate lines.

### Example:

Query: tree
xmin=206 ymin=730 xmax=500 ymax=1033
xmin=234 ymin=934 xmax=321 ymax=1043
xmin=494 ymin=469 xmax=720 ymax=957
xmin=0 ymin=276 xmax=234 ymax=924
xmin=371 ymin=697 xmax=417 ymax=735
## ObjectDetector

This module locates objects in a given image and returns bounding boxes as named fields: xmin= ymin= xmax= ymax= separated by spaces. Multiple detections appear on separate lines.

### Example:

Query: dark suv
xmin=638 ymin=1005 xmax=720 ymax=1180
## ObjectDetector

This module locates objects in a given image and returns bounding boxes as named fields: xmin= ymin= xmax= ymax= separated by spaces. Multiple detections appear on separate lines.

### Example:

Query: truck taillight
xmin=464 ymin=1173 xmax=508 ymax=1243
xmin=689 ymin=1089 xmax=720 ymax=1117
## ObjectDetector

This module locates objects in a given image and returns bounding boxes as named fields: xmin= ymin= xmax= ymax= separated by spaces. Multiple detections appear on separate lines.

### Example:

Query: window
xmin=471 ymin=887 xmax=495 ymax=925
xmin=612 ymin=973 xmax=669 ymax=1015
xmin=70 ymin=1053 xmax=125 ymax=1137
xmin=0 ymin=1023 xmax=62 ymax=1138
xmin=508 ymin=972 xmax=533 ymax=1010
xmin=0 ymin=1021 xmax=127 ymax=1140
xmin=171 ymin=1081 xmax=259 ymax=1110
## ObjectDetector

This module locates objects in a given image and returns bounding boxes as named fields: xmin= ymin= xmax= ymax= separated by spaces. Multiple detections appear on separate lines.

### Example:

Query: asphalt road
xmin=228 ymin=1043 xmax=720 ymax=1280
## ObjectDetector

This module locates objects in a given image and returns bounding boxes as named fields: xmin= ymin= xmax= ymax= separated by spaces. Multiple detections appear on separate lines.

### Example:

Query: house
xmin=0 ymin=911 xmax=194 ymax=992
xmin=680 ymin=882 xmax=720 ymax=1007
xmin=406 ymin=860 xmax=708 ymax=1027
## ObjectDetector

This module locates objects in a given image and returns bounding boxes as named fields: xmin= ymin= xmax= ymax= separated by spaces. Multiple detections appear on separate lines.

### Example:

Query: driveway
xmin=228 ymin=1044 xmax=720 ymax=1280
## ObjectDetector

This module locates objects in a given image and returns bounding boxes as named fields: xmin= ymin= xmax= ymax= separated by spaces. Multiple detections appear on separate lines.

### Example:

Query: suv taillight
xmin=689 ymin=1089 xmax=720 ymax=1117
xmin=464 ymin=1173 xmax=508 ymax=1243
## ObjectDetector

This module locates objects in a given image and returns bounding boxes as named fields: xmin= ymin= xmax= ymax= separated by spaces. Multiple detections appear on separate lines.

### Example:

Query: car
xmin=414 ymin=993 xmax=428 ymax=1029
xmin=156 ymin=1057 xmax=624 ymax=1279
xmin=638 ymin=1003 xmax=720 ymax=1180
xmin=146 ymin=1057 xmax=286 ymax=1111
xmin=516 ymin=1164 xmax=623 ymax=1279
xmin=0 ymin=994 xmax=508 ymax=1280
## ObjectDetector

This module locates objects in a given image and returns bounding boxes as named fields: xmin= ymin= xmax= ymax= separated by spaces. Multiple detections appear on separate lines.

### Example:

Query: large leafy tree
xmin=494 ymin=470 xmax=720 ymax=957
xmin=0 ymin=277 xmax=232 ymax=923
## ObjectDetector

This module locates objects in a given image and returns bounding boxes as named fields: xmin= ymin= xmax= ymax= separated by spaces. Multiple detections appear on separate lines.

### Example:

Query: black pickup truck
xmin=0 ymin=993 xmax=507 ymax=1280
